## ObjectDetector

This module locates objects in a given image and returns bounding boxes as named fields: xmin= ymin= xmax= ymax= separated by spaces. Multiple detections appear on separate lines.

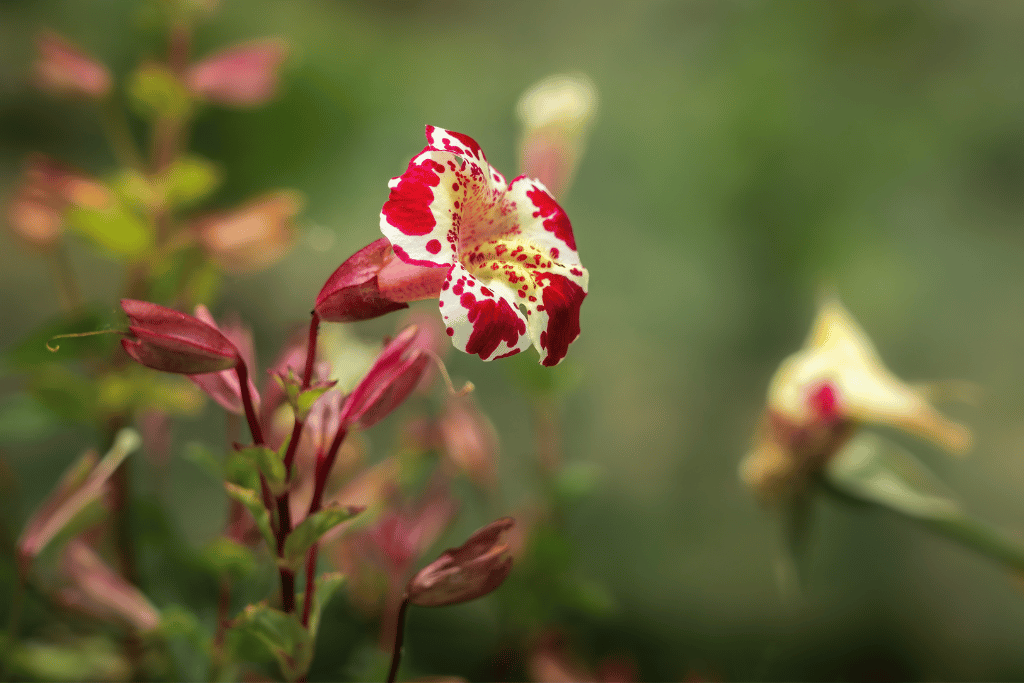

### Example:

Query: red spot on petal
xmin=426 ymin=239 xmax=442 ymax=254
xmin=446 ymin=327 xmax=454 ymax=336
xmin=526 ymin=186 xmax=576 ymax=250
xmin=481 ymin=287 xmax=493 ymax=297
xmin=809 ymin=382 xmax=842 ymax=422
xmin=534 ymin=272 xmax=586 ymax=366
xmin=460 ymin=292 xmax=476 ymax=309
xmin=446 ymin=130 xmax=485 ymax=160
xmin=382 ymin=159 xmax=444 ymax=236
xmin=463 ymin=296 xmax=527 ymax=360
xmin=550 ymin=247 xmax=559 ymax=258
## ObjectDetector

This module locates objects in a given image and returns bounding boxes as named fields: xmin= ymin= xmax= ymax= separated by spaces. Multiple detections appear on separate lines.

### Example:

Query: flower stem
xmin=302 ymin=313 xmax=320 ymax=388
xmin=236 ymin=363 xmax=264 ymax=446
xmin=98 ymin=97 xmax=144 ymax=172
xmin=386 ymin=597 xmax=411 ymax=683
xmin=300 ymin=544 xmax=317 ymax=627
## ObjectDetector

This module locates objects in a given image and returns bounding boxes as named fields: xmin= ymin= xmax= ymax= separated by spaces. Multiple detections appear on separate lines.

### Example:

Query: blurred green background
xmin=4 ymin=0 xmax=1024 ymax=680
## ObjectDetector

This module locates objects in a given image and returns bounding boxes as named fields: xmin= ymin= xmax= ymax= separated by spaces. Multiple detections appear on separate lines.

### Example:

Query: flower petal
xmin=381 ymin=127 xmax=507 ymax=268
xmin=524 ymin=267 xmax=588 ymax=366
xmin=439 ymin=262 xmax=531 ymax=361
xmin=505 ymin=175 xmax=582 ymax=265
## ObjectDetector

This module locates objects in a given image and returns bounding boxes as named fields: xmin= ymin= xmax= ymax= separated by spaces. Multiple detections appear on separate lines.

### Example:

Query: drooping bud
xmin=17 ymin=429 xmax=141 ymax=572
xmin=185 ymin=39 xmax=288 ymax=107
xmin=438 ymin=396 xmax=499 ymax=488
xmin=33 ymin=30 xmax=112 ymax=99
xmin=406 ymin=517 xmax=514 ymax=607
xmin=314 ymin=239 xmax=412 ymax=323
xmin=58 ymin=538 xmax=161 ymax=632
xmin=339 ymin=325 xmax=430 ymax=429
xmin=193 ymin=190 xmax=301 ymax=273
xmin=121 ymin=299 xmax=241 ymax=374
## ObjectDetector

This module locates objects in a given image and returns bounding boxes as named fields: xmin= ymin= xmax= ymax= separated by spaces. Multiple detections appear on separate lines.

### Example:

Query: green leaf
xmin=823 ymin=433 xmax=1024 ymax=573
xmin=282 ymin=504 xmax=362 ymax=570
xmin=224 ymin=482 xmax=274 ymax=549
xmin=109 ymin=168 xmax=160 ymax=210
xmin=160 ymin=604 xmax=210 ymax=653
xmin=6 ymin=637 xmax=130 ymax=681
xmin=159 ymin=155 xmax=221 ymax=207
xmin=202 ymin=537 xmax=257 ymax=579
xmin=232 ymin=603 xmax=311 ymax=682
xmin=236 ymin=446 xmax=287 ymax=496
xmin=65 ymin=203 xmax=153 ymax=259
xmin=96 ymin=367 xmax=205 ymax=416
xmin=128 ymin=64 xmax=192 ymax=121
xmin=274 ymin=369 xmax=334 ymax=421
xmin=8 ymin=308 xmax=114 ymax=369
xmin=183 ymin=441 xmax=224 ymax=481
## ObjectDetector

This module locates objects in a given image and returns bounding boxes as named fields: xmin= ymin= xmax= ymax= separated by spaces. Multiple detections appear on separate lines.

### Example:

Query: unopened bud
xmin=34 ymin=30 xmax=111 ymax=99
xmin=121 ymin=299 xmax=241 ymax=374
xmin=516 ymin=73 xmax=597 ymax=197
xmin=315 ymin=239 xmax=411 ymax=322
xmin=406 ymin=517 xmax=514 ymax=607
xmin=186 ymin=39 xmax=288 ymax=107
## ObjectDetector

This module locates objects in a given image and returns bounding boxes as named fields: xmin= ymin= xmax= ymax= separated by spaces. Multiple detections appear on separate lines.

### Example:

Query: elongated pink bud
xmin=34 ymin=30 xmax=111 ymax=98
xmin=185 ymin=39 xmax=288 ymax=107
xmin=121 ymin=299 xmax=240 ymax=374
xmin=339 ymin=325 xmax=430 ymax=429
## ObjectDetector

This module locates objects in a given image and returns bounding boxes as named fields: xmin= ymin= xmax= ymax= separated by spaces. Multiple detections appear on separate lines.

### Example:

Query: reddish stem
xmin=299 ymin=423 xmax=349 ymax=627
xmin=302 ymin=313 xmax=319 ymax=388
xmin=386 ymin=597 xmax=411 ymax=683
xmin=236 ymin=363 xmax=264 ymax=446
xmin=300 ymin=544 xmax=318 ymax=627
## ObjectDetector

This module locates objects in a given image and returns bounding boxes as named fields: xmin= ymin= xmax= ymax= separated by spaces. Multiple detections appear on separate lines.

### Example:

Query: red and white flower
xmin=378 ymin=126 xmax=588 ymax=366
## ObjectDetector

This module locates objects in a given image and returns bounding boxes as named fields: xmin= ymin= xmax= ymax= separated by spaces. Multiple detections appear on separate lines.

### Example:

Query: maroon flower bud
xmin=33 ymin=30 xmax=112 ymax=99
xmin=315 ymin=238 xmax=410 ymax=323
xmin=339 ymin=325 xmax=430 ymax=429
xmin=185 ymin=39 xmax=288 ymax=107
xmin=121 ymin=299 xmax=241 ymax=374
xmin=405 ymin=517 xmax=514 ymax=607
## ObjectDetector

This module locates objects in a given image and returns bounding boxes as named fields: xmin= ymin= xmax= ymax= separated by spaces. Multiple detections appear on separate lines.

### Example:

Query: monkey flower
xmin=378 ymin=126 xmax=589 ymax=366
xmin=741 ymin=297 xmax=971 ymax=501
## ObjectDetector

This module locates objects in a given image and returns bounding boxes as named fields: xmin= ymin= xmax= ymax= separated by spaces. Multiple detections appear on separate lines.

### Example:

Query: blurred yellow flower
xmin=741 ymin=297 xmax=971 ymax=501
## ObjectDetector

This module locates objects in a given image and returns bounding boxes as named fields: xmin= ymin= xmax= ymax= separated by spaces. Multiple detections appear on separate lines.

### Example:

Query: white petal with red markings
xmin=503 ymin=176 xmax=582 ymax=267
xmin=439 ymin=262 xmax=531 ymax=362
xmin=523 ymin=264 xmax=588 ymax=367
xmin=380 ymin=147 xmax=501 ymax=267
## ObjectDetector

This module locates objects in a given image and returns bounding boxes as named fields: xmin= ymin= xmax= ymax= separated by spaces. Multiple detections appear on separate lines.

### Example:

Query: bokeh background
xmin=4 ymin=0 xmax=1024 ymax=680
